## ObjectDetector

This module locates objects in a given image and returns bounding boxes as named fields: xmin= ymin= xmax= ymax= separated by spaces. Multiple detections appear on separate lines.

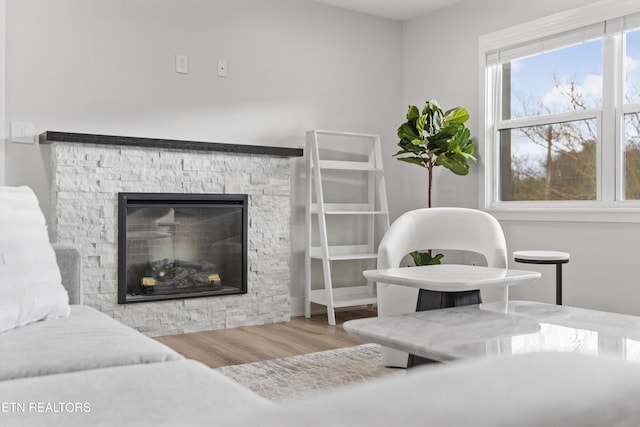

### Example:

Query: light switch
xmin=176 ymin=54 xmax=188 ymax=74
xmin=11 ymin=121 xmax=36 ymax=144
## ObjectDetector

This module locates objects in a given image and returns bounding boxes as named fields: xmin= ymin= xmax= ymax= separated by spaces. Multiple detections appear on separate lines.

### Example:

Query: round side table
xmin=513 ymin=250 xmax=570 ymax=305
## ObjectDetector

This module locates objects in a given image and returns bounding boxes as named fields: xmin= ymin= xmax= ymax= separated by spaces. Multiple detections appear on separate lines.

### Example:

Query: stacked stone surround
xmin=46 ymin=140 xmax=295 ymax=336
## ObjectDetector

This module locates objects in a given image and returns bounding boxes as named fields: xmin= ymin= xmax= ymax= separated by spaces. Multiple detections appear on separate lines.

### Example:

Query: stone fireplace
xmin=41 ymin=132 xmax=302 ymax=336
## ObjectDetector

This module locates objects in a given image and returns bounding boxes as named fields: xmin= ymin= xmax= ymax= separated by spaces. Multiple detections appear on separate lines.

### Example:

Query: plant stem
xmin=427 ymin=156 xmax=433 ymax=209
xmin=427 ymin=158 xmax=433 ymax=257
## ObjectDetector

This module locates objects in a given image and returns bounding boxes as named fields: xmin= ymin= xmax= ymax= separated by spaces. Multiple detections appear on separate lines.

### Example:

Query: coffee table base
xmin=409 ymin=289 xmax=482 ymax=367
xmin=416 ymin=289 xmax=482 ymax=311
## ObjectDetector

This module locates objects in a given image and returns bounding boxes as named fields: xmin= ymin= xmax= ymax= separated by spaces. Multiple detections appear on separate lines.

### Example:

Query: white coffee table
xmin=344 ymin=300 xmax=640 ymax=363
xmin=363 ymin=264 xmax=541 ymax=366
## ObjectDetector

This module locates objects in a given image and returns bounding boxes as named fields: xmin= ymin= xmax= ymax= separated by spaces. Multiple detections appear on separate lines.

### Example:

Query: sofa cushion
xmin=0 ymin=305 xmax=183 ymax=381
xmin=220 ymin=352 xmax=640 ymax=427
xmin=0 ymin=186 xmax=70 ymax=333
xmin=0 ymin=359 xmax=273 ymax=427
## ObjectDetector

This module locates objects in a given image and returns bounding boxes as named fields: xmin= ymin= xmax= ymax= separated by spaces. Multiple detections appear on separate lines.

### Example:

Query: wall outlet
xmin=11 ymin=121 xmax=36 ymax=144
xmin=217 ymin=59 xmax=228 ymax=77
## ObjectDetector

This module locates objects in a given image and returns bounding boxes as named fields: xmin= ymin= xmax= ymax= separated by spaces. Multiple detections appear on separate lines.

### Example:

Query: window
xmin=624 ymin=28 xmax=640 ymax=200
xmin=480 ymin=2 xmax=640 ymax=219
xmin=500 ymin=39 xmax=602 ymax=202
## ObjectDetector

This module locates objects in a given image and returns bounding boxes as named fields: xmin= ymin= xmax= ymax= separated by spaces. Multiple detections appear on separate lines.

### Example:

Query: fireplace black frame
xmin=118 ymin=192 xmax=248 ymax=304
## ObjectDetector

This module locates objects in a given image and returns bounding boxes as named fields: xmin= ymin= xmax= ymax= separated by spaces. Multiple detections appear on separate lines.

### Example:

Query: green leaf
xmin=406 ymin=105 xmax=420 ymax=121
xmin=397 ymin=157 xmax=427 ymax=167
xmin=422 ymin=99 xmax=442 ymax=115
xmin=430 ymin=113 xmax=442 ymax=134
xmin=454 ymin=126 xmax=471 ymax=143
xmin=397 ymin=138 xmax=426 ymax=156
xmin=427 ymin=133 xmax=450 ymax=154
xmin=397 ymin=123 xmax=419 ymax=142
xmin=431 ymin=253 xmax=444 ymax=264
xmin=416 ymin=114 xmax=427 ymax=135
xmin=411 ymin=138 xmax=426 ymax=146
xmin=449 ymin=128 xmax=477 ymax=161
xmin=436 ymin=153 xmax=470 ymax=175
xmin=441 ymin=122 xmax=463 ymax=135
xmin=462 ymin=141 xmax=477 ymax=157
xmin=444 ymin=107 xmax=469 ymax=125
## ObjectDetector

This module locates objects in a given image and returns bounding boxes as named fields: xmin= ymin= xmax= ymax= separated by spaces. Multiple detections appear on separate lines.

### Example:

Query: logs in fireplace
xmin=118 ymin=193 xmax=248 ymax=304
xmin=139 ymin=258 xmax=222 ymax=295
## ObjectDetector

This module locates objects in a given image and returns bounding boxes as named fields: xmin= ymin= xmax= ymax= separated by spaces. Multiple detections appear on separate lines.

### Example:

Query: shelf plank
xmin=309 ymin=286 xmax=377 ymax=308
xmin=310 ymin=203 xmax=388 ymax=215
xmin=321 ymin=211 xmax=387 ymax=215
xmin=313 ymin=130 xmax=380 ymax=139
xmin=309 ymin=245 xmax=378 ymax=261
xmin=317 ymin=160 xmax=382 ymax=171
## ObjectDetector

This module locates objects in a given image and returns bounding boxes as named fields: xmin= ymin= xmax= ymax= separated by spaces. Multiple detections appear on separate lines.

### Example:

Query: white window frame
xmin=479 ymin=0 xmax=640 ymax=222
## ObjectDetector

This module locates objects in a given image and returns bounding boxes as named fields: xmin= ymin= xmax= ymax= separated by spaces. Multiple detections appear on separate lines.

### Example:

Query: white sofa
xmin=0 ymin=246 xmax=183 ymax=381
xmin=1 ymin=249 xmax=640 ymax=426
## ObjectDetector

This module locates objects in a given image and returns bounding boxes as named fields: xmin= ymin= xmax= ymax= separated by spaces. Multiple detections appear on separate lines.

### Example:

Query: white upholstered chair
xmin=376 ymin=207 xmax=508 ymax=367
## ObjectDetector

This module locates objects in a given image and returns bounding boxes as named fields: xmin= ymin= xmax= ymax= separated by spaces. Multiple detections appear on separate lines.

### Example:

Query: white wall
xmin=403 ymin=0 xmax=640 ymax=316
xmin=4 ymin=0 xmax=403 ymax=312
xmin=4 ymin=0 xmax=404 ymax=206
xmin=0 ymin=0 xmax=6 ymax=185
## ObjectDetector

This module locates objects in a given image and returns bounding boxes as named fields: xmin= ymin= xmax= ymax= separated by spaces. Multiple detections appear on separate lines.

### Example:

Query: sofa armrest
xmin=52 ymin=243 xmax=82 ymax=304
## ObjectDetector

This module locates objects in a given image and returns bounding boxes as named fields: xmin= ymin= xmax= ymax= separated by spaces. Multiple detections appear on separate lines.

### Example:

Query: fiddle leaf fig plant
xmin=410 ymin=251 xmax=444 ymax=266
xmin=395 ymin=99 xmax=477 ymax=208
xmin=395 ymin=99 xmax=477 ymax=266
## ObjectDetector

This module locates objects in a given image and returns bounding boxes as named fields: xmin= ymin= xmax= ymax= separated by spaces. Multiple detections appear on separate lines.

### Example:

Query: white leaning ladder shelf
xmin=305 ymin=130 xmax=390 ymax=325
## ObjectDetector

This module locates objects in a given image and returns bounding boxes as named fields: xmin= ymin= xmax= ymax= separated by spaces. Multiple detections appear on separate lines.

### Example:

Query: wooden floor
xmin=155 ymin=309 xmax=376 ymax=368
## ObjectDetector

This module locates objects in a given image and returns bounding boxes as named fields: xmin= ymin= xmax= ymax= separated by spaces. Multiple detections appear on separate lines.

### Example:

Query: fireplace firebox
xmin=118 ymin=193 xmax=248 ymax=304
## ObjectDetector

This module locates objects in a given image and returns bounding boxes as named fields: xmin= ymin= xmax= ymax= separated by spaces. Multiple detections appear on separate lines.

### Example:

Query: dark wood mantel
xmin=39 ymin=131 xmax=304 ymax=158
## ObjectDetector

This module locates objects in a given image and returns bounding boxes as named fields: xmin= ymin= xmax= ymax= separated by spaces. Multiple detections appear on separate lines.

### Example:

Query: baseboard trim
xmin=289 ymin=296 xmax=376 ymax=318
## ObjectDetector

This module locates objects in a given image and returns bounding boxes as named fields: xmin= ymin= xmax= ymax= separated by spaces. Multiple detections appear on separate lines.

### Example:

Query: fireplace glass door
xmin=118 ymin=193 xmax=247 ymax=303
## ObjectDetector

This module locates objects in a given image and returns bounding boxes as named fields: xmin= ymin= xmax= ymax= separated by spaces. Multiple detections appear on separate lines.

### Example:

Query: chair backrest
xmin=377 ymin=208 xmax=507 ymax=270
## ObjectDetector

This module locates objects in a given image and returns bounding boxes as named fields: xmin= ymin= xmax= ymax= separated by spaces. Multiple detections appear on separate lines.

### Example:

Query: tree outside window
xmin=623 ymin=29 xmax=640 ymax=200
xmin=499 ymin=39 xmax=602 ymax=202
